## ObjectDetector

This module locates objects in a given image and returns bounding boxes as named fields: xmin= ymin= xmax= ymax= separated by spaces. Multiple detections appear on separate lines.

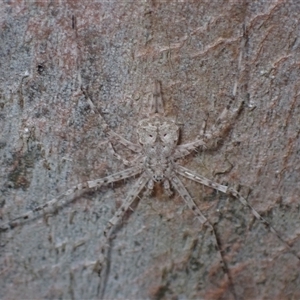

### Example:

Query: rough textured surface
xmin=0 ymin=1 xmax=300 ymax=300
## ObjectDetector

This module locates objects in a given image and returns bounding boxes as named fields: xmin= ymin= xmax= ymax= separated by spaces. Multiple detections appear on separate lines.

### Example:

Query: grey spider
xmin=1 ymin=80 xmax=299 ymax=298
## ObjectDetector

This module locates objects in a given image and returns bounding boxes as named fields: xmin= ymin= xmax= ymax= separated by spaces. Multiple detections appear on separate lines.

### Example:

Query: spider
xmin=1 ymin=80 xmax=299 ymax=298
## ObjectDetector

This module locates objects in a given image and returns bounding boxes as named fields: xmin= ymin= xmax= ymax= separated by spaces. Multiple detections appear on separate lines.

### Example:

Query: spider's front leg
xmin=83 ymin=88 xmax=142 ymax=155
xmin=106 ymin=141 xmax=143 ymax=167
xmin=202 ymin=99 xmax=243 ymax=144
xmin=106 ymin=129 xmax=142 ymax=154
xmin=149 ymin=79 xmax=164 ymax=115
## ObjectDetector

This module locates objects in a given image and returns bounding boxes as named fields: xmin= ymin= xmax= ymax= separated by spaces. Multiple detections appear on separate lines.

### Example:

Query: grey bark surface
xmin=0 ymin=1 xmax=300 ymax=300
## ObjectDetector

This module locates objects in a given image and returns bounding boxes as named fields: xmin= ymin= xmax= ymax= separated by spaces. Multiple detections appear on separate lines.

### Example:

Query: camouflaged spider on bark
xmin=1 ymin=80 xmax=300 ymax=298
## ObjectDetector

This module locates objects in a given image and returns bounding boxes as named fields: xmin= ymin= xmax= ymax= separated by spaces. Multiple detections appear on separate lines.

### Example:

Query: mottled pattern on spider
xmin=0 ymin=81 xmax=238 ymax=233
xmin=101 ymin=80 xmax=242 ymax=237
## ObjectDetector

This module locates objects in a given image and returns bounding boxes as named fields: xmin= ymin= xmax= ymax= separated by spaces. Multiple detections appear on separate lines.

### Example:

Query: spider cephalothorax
xmin=137 ymin=116 xmax=179 ymax=185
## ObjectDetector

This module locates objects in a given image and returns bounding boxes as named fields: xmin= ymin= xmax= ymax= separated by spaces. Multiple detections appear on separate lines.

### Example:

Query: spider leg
xmin=163 ymin=179 xmax=173 ymax=196
xmin=173 ymin=100 xmax=243 ymax=160
xmin=175 ymin=165 xmax=228 ymax=193
xmin=227 ymin=187 xmax=300 ymax=261
xmin=173 ymin=138 xmax=206 ymax=160
xmin=1 ymin=166 xmax=143 ymax=231
xmin=103 ymin=172 xmax=148 ymax=238
xmin=170 ymin=174 xmax=209 ymax=225
xmin=149 ymin=80 xmax=164 ymax=115
xmin=176 ymin=164 xmax=300 ymax=261
xmin=98 ymin=172 xmax=148 ymax=297
xmin=203 ymin=99 xmax=243 ymax=142
xmin=106 ymin=141 xmax=143 ymax=166
xmin=107 ymin=130 xmax=142 ymax=153
xmin=83 ymin=88 xmax=142 ymax=153
xmin=170 ymin=174 xmax=235 ymax=297
xmin=145 ymin=179 xmax=154 ymax=196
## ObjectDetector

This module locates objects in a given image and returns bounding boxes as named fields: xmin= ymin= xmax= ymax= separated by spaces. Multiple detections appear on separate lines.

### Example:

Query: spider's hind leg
xmin=98 ymin=173 xmax=148 ymax=297
xmin=176 ymin=164 xmax=300 ymax=262
xmin=170 ymin=174 xmax=237 ymax=299
xmin=0 ymin=166 xmax=143 ymax=232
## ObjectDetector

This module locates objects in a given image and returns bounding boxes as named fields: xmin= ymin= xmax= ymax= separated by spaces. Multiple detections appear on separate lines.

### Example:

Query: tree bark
xmin=0 ymin=1 xmax=299 ymax=299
